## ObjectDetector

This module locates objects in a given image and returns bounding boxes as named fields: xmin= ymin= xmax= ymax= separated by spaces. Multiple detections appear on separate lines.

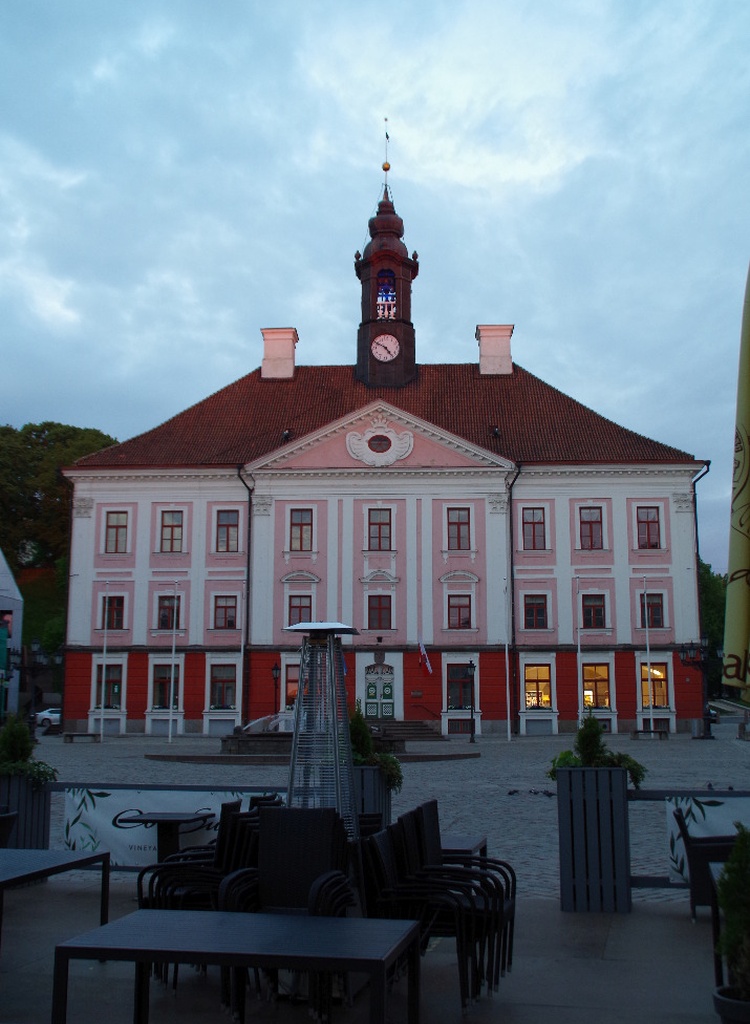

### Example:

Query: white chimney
xmin=261 ymin=327 xmax=298 ymax=379
xmin=476 ymin=324 xmax=514 ymax=375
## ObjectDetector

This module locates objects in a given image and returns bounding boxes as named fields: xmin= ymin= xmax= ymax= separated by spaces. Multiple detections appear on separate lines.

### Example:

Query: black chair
xmin=673 ymin=807 xmax=737 ymax=920
xmin=361 ymin=825 xmax=482 ymax=1009
xmin=416 ymin=798 xmax=517 ymax=979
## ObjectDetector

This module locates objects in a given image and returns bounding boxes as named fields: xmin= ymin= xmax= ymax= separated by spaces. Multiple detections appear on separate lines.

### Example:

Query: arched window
xmin=376 ymin=269 xmax=396 ymax=320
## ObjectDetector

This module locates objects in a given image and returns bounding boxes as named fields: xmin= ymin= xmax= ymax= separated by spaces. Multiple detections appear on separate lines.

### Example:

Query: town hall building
xmin=62 ymin=182 xmax=707 ymax=737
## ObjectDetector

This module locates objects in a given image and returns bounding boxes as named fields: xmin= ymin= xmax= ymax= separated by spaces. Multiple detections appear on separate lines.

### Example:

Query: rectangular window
xmin=95 ymin=664 xmax=122 ymax=709
xmin=641 ymin=662 xmax=668 ymax=707
xmin=580 ymin=507 xmax=603 ymax=550
xmin=214 ymin=596 xmax=237 ymax=630
xmin=290 ymin=508 xmax=313 ymax=551
xmin=103 ymin=595 xmax=124 ymax=631
xmin=288 ymin=594 xmax=312 ymax=626
xmin=447 ymin=507 xmax=471 ymax=551
xmin=105 ymin=511 xmax=127 ymax=553
xmin=637 ymin=506 xmax=661 ymax=549
xmin=447 ymin=594 xmax=472 ymax=629
xmin=157 ymin=595 xmax=180 ymax=631
xmin=640 ymin=592 xmax=664 ymax=629
xmin=524 ymin=664 xmax=551 ymax=709
xmin=582 ymin=663 xmax=610 ymax=709
xmin=523 ymin=595 xmax=548 ymax=630
xmin=447 ymin=663 xmax=474 ymax=710
xmin=285 ymin=663 xmax=300 ymax=709
xmin=367 ymin=594 xmax=392 ymax=630
xmin=210 ymin=665 xmax=236 ymax=709
xmin=153 ymin=664 xmax=179 ymax=709
xmin=582 ymin=594 xmax=606 ymax=629
xmin=522 ymin=508 xmax=545 ymax=550
xmin=160 ymin=510 xmax=183 ymax=553
xmin=368 ymin=508 xmax=392 ymax=551
xmin=216 ymin=510 xmax=239 ymax=553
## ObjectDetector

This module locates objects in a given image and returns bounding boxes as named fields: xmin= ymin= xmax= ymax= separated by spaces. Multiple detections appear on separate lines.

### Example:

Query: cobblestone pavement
xmin=36 ymin=716 xmax=750 ymax=901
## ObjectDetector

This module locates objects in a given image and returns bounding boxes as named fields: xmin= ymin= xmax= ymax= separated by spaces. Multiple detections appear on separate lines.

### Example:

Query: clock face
xmin=371 ymin=333 xmax=400 ymax=362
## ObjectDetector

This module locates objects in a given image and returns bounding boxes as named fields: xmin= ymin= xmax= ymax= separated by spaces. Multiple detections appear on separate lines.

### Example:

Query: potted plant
xmin=549 ymin=714 xmax=646 ymax=913
xmin=715 ymin=822 xmax=750 ymax=1022
xmin=349 ymin=703 xmax=403 ymax=826
xmin=0 ymin=714 xmax=58 ymax=848
xmin=547 ymin=713 xmax=647 ymax=789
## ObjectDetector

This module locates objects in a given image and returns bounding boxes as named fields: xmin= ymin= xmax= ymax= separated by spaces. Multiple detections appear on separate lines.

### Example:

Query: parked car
xmin=35 ymin=708 xmax=61 ymax=730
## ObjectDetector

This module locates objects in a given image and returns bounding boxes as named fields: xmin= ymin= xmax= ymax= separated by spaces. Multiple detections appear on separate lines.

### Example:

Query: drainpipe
xmin=237 ymin=467 xmax=254 ymax=726
xmin=506 ymin=464 xmax=521 ymax=737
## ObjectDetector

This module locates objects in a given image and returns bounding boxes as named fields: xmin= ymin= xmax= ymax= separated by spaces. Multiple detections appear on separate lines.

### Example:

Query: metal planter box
xmin=557 ymin=767 xmax=631 ymax=913
xmin=353 ymin=765 xmax=392 ymax=826
xmin=0 ymin=774 xmax=51 ymax=848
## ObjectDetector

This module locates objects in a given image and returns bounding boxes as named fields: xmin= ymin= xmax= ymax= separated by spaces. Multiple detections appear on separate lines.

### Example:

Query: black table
xmin=0 ymin=848 xmax=110 ymax=953
xmin=52 ymin=909 xmax=420 ymax=1024
xmin=118 ymin=811 xmax=214 ymax=861
xmin=441 ymin=832 xmax=488 ymax=859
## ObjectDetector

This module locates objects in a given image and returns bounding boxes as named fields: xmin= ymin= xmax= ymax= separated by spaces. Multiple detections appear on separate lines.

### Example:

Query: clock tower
xmin=355 ymin=184 xmax=419 ymax=387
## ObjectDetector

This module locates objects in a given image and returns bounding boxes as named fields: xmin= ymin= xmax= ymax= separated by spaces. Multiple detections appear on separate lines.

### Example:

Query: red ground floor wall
xmin=62 ymin=645 xmax=705 ymax=735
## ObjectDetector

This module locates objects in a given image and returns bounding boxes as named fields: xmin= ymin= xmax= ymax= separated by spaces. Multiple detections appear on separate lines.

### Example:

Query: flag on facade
xmin=418 ymin=638 xmax=433 ymax=676
xmin=723 ymin=263 xmax=750 ymax=693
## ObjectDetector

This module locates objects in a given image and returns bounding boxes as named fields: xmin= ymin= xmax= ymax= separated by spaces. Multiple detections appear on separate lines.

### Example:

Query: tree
xmin=0 ymin=422 xmax=116 ymax=571
xmin=698 ymin=558 xmax=727 ymax=697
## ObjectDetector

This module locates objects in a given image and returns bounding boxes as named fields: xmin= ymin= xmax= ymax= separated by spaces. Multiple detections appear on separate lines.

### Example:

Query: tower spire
xmin=383 ymin=117 xmax=390 ymax=193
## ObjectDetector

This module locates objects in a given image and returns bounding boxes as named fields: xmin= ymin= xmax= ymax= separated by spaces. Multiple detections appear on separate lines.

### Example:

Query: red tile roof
xmin=74 ymin=363 xmax=696 ymax=469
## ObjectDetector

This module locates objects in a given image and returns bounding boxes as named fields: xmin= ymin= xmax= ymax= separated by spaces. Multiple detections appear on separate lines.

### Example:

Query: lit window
xmin=580 ymin=507 xmax=603 ymax=550
xmin=523 ymin=595 xmax=547 ymax=629
xmin=641 ymin=662 xmax=668 ymax=707
xmin=290 ymin=509 xmax=313 ymax=551
xmin=376 ymin=269 xmax=396 ymax=319
xmin=216 ymin=510 xmax=239 ymax=553
xmin=582 ymin=594 xmax=606 ymax=629
xmin=285 ymin=663 xmax=300 ymax=709
xmin=448 ymin=594 xmax=472 ymax=629
xmin=524 ymin=664 xmax=551 ymax=709
xmin=152 ymin=664 xmax=179 ymax=709
xmin=288 ymin=595 xmax=312 ymax=626
xmin=103 ymin=595 xmax=124 ymax=630
xmin=582 ymin=664 xmax=610 ymax=708
xmin=637 ymin=507 xmax=660 ymax=549
xmin=157 ymin=595 xmax=180 ymax=631
xmin=105 ymin=511 xmax=127 ymax=554
xmin=522 ymin=508 xmax=545 ymax=550
xmin=368 ymin=594 xmax=392 ymax=630
xmin=447 ymin=508 xmax=471 ymax=551
xmin=210 ymin=665 xmax=236 ymax=709
xmin=640 ymin=592 xmax=664 ymax=629
xmin=95 ymin=664 xmax=122 ymax=709
xmin=214 ymin=596 xmax=237 ymax=630
xmin=368 ymin=508 xmax=392 ymax=551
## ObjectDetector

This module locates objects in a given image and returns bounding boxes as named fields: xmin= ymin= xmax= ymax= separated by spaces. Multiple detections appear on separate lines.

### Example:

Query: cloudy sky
xmin=2 ymin=1 xmax=748 ymax=573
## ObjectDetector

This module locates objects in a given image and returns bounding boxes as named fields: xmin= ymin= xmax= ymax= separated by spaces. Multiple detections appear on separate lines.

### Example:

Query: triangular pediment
xmin=246 ymin=401 xmax=516 ymax=474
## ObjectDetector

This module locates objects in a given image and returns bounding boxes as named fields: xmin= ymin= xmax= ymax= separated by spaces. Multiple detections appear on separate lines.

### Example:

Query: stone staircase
xmin=368 ymin=719 xmax=446 ymax=743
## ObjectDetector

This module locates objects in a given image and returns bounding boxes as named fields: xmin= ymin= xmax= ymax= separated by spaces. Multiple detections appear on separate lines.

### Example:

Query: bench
xmin=63 ymin=732 xmax=101 ymax=743
xmin=631 ymin=728 xmax=669 ymax=740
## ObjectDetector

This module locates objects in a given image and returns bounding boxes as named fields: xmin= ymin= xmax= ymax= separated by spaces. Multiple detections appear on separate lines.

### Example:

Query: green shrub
xmin=0 ymin=714 xmax=58 ymax=786
xmin=547 ymin=713 xmax=646 ymax=789
xmin=718 ymin=823 xmax=750 ymax=1000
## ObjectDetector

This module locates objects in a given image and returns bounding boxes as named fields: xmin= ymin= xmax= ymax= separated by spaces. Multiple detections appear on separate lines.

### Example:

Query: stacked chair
xmin=672 ymin=807 xmax=737 ymax=920
xmin=360 ymin=800 xmax=516 ymax=1011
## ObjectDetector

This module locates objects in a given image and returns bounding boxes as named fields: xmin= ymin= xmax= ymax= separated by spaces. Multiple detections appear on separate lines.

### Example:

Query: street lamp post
xmin=271 ymin=662 xmax=281 ymax=715
xmin=680 ymin=637 xmax=712 ymax=739
xmin=467 ymin=660 xmax=476 ymax=743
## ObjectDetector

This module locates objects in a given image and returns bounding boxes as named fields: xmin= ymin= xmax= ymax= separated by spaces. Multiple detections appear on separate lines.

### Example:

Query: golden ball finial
xmin=382 ymin=161 xmax=390 ymax=172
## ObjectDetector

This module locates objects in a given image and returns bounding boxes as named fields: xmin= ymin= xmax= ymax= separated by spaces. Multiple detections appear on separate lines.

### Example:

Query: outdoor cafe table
xmin=51 ymin=909 xmax=421 ymax=1024
xmin=0 ymin=848 xmax=110 ymax=954
xmin=117 ymin=811 xmax=215 ymax=861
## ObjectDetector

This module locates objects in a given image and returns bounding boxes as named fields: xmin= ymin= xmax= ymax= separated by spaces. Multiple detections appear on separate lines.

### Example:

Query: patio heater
xmin=285 ymin=622 xmax=360 ymax=839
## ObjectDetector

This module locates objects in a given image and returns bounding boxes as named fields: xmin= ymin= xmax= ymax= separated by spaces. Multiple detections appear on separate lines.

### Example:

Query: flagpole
xmin=100 ymin=580 xmax=108 ymax=744
xmin=575 ymin=577 xmax=583 ymax=720
xmin=168 ymin=581 xmax=178 ymax=743
xmin=723 ymin=263 xmax=750 ymax=694
xmin=504 ymin=577 xmax=511 ymax=742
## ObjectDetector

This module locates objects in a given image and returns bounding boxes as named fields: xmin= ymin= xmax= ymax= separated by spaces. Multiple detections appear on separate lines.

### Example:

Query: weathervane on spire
xmin=383 ymin=117 xmax=390 ymax=190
